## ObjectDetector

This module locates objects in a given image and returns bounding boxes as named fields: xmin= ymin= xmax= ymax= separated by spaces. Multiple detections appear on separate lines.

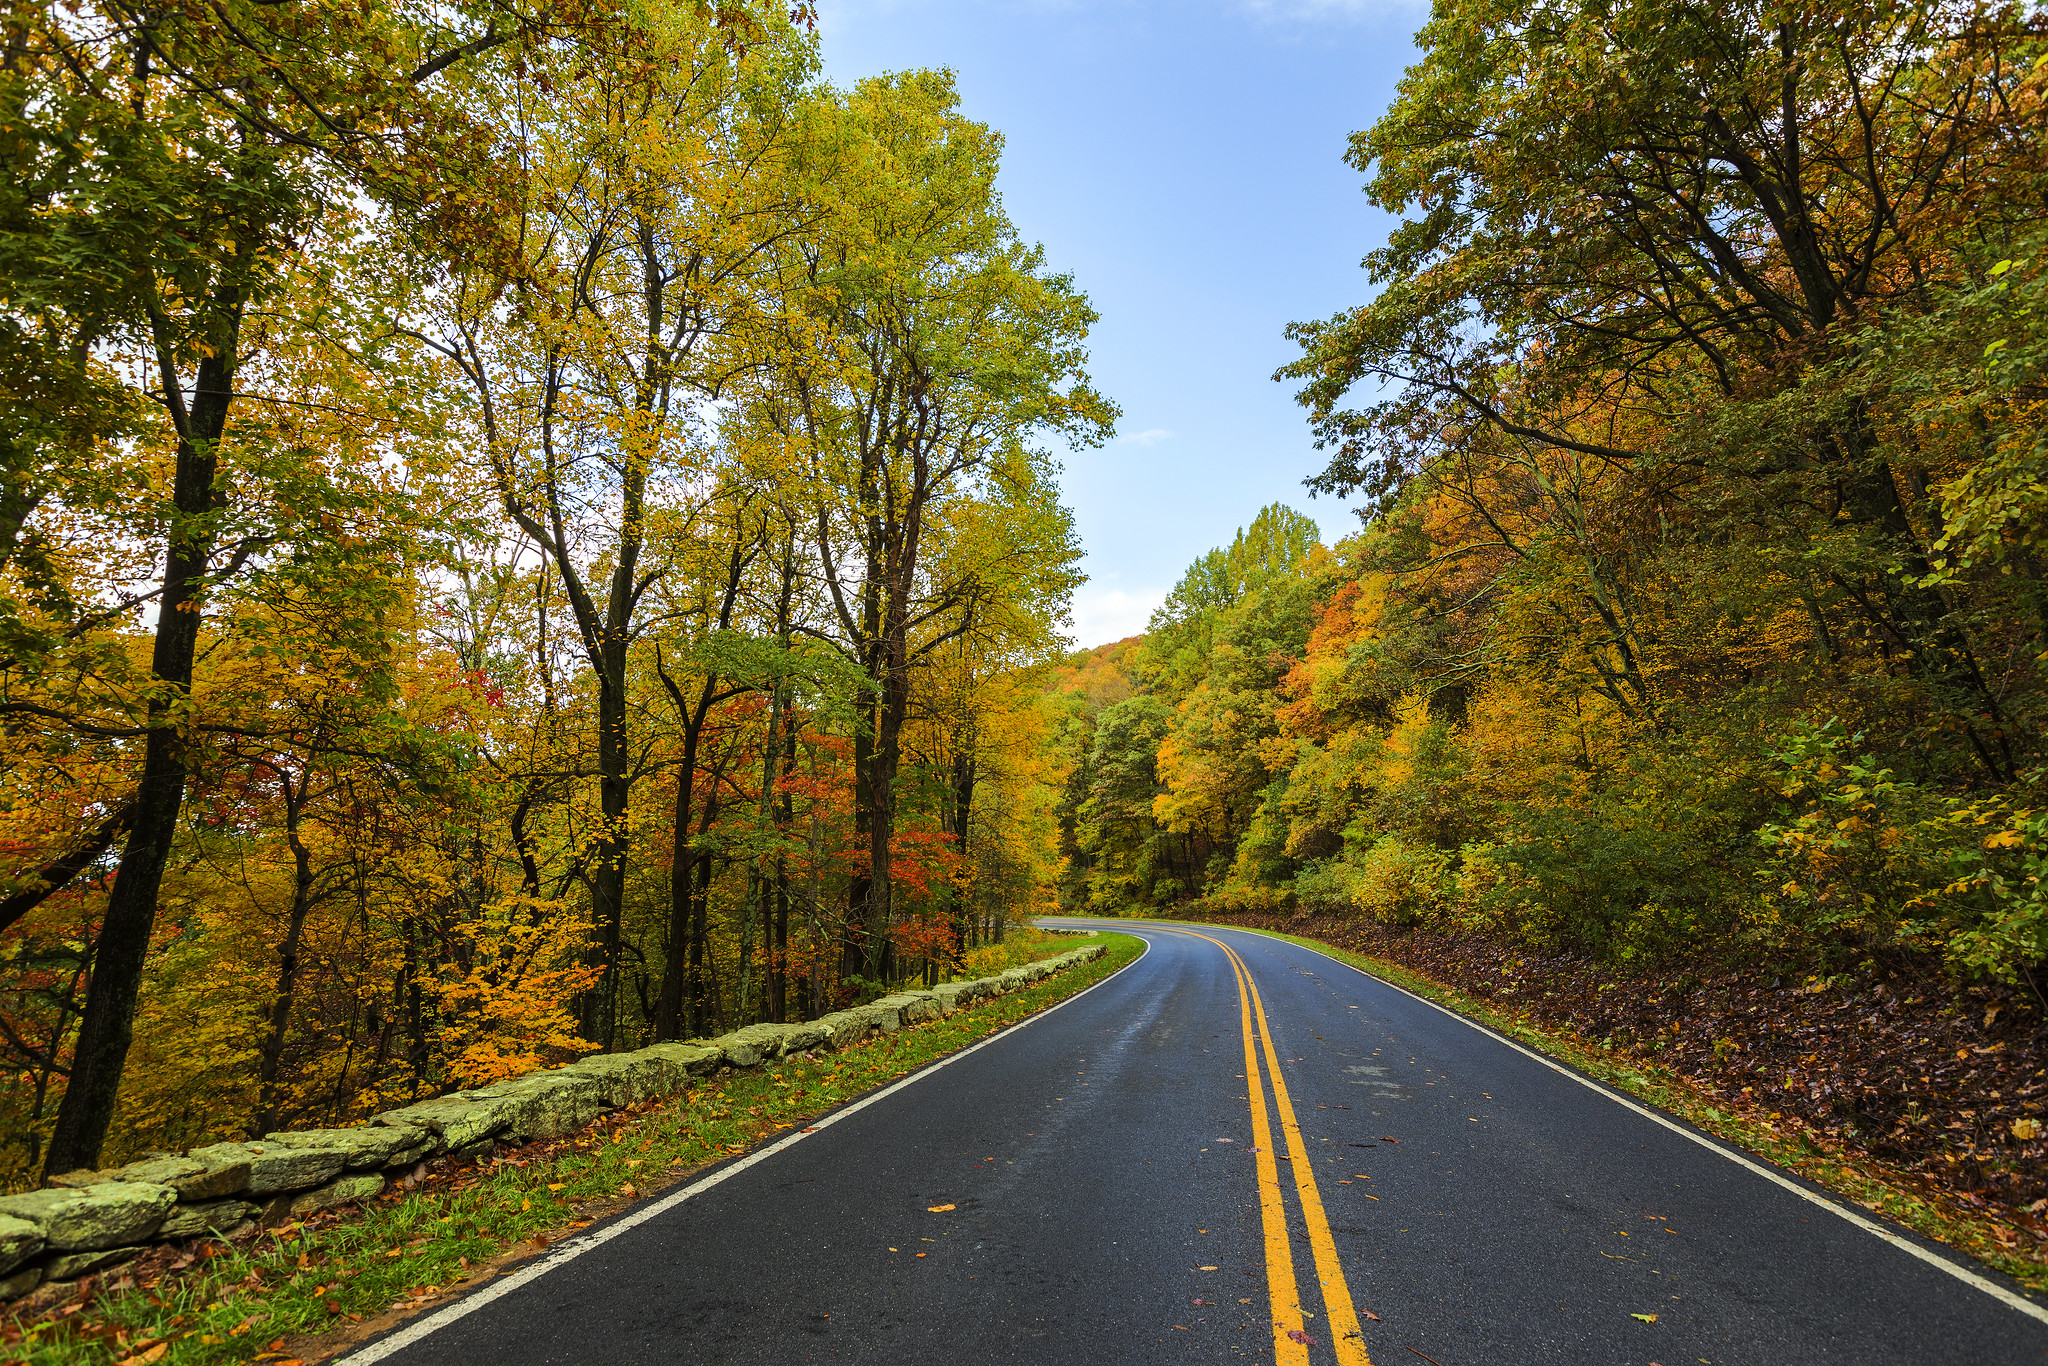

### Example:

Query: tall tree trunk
xmin=43 ymin=295 xmax=243 ymax=1179
xmin=254 ymin=773 xmax=317 ymax=1136
xmin=654 ymin=698 xmax=706 ymax=1040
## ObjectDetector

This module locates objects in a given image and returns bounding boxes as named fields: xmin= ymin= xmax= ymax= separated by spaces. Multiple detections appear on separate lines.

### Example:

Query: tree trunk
xmin=255 ymin=773 xmax=317 ymax=1136
xmin=654 ymin=700 xmax=705 ymax=1041
xmin=43 ymin=307 xmax=241 ymax=1180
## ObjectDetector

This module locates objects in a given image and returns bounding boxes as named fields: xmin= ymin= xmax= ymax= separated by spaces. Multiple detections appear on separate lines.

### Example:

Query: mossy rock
xmin=0 ymin=1183 xmax=175 ymax=1250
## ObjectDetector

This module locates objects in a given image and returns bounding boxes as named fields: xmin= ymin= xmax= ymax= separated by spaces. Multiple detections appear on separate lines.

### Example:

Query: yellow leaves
xmin=926 ymin=1203 xmax=955 ymax=1212
xmin=2014 ymin=1118 xmax=2042 ymax=1141
xmin=1984 ymin=829 xmax=2025 ymax=849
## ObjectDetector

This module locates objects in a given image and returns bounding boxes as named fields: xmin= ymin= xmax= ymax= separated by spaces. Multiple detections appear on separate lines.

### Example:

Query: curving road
xmin=341 ymin=920 xmax=2048 ymax=1365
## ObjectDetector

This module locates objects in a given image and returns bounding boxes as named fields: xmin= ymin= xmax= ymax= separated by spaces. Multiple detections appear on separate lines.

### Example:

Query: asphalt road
xmin=343 ymin=920 xmax=2048 ymax=1365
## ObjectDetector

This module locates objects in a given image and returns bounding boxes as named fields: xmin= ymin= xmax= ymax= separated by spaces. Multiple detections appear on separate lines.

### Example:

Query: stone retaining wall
xmin=0 ymin=943 xmax=1108 ymax=1306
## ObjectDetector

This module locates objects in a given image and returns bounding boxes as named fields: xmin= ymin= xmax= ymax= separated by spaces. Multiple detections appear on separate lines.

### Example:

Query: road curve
xmin=340 ymin=920 xmax=2048 ymax=1365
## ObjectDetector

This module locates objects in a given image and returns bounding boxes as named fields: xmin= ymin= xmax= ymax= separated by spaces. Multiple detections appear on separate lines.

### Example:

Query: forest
xmin=0 ymin=0 xmax=1112 ymax=1188
xmin=1048 ymin=0 xmax=2048 ymax=1213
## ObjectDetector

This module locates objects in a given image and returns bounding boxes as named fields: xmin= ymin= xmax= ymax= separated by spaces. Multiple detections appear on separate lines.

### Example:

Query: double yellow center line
xmin=1177 ymin=928 xmax=1372 ymax=1366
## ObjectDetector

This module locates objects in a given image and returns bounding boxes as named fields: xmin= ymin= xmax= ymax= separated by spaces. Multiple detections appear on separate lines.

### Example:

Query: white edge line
xmin=339 ymin=937 xmax=1150 ymax=1364
xmin=1134 ymin=918 xmax=2048 ymax=1327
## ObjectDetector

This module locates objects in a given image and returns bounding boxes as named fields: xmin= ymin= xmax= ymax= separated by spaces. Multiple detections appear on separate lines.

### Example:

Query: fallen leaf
xmin=1361 ymin=1309 xmax=1381 ymax=1321
xmin=1631 ymin=1313 xmax=1658 ymax=1323
xmin=927 ymin=1204 xmax=956 ymax=1212
xmin=1287 ymin=1329 xmax=1316 ymax=1345
xmin=546 ymin=1183 xmax=564 ymax=1192
xmin=1198 ymin=1265 xmax=1219 ymax=1271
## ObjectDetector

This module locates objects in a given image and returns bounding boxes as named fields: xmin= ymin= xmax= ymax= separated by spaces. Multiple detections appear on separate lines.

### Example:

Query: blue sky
xmin=818 ymin=0 xmax=1425 ymax=649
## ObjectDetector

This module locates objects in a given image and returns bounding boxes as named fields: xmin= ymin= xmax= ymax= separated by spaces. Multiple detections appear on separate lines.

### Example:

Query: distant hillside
xmin=1044 ymin=636 xmax=1142 ymax=711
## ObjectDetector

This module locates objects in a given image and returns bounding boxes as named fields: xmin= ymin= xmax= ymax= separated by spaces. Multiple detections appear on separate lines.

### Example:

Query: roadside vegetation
xmin=0 ymin=934 xmax=1141 ymax=1366
xmin=1041 ymin=0 xmax=2048 ymax=1269
xmin=0 ymin=0 xmax=1108 ymax=1188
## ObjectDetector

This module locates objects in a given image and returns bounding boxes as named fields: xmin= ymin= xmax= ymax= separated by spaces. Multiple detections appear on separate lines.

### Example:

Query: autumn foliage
xmin=0 ymin=1 xmax=1103 ymax=1185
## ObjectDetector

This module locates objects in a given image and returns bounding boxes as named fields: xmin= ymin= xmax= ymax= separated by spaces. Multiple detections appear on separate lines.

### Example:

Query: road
xmin=342 ymin=920 xmax=2048 ymax=1365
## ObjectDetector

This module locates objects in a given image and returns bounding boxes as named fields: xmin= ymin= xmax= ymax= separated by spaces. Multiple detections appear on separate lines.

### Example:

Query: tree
xmin=428 ymin=6 xmax=814 ymax=1043
xmin=750 ymin=70 xmax=1111 ymax=977
xmin=1281 ymin=0 xmax=2048 ymax=777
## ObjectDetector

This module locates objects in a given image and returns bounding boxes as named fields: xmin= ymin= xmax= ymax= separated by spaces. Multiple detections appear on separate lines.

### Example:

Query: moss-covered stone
xmin=465 ymin=1071 xmax=610 ymax=1140
xmin=43 ymin=1245 xmax=139 ymax=1280
xmin=561 ymin=1051 xmax=680 ymax=1108
xmin=0 ymin=1214 xmax=42 ymax=1275
xmin=157 ymin=1199 xmax=259 ymax=1240
xmin=777 ymin=1020 xmax=829 ymax=1053
xmin=262 ymin=1125 xmax=429 ymax=1170
xmin=374 ymin=1094 xmax=509 ymax=1151
xmin=639 ymin=1041 xmax=725 ymax=1079
xmin=116 ymin=1156 xmax=206 ymax=1189
xmin=289 ymin=1173 xmax=385 ymax=1216
xmin=176 ymin=1145 xmax=258 ymax=1200
xmin=711 ymin=1023 xmax=794 ymax=1068
xmin=811 ymin=1012 xmax=871 ymax=1050
xmin=0 ymin=1183 xmax=175 ymax=1250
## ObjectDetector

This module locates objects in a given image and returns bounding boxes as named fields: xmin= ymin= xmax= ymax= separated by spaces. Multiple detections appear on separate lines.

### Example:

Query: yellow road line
xmin=1244 ymin=961 xmax=1373 ymax=1365
xmin=1222 ymin=931 xmax=1310 ymax=1365
xmin=1176 ymin=927 xmax=1373 ymax=1365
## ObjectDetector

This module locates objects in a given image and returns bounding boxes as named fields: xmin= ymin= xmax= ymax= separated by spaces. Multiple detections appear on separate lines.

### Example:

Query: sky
xmin=818 ymin=0 xmax=1426 ymax=649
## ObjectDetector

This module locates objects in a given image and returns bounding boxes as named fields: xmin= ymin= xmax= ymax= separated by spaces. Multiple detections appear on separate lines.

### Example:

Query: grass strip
xmin=1169 ymin=917 xmax=2048 ymax=1293
xmin=6 ymin=932 xmax=1145 ymax=1366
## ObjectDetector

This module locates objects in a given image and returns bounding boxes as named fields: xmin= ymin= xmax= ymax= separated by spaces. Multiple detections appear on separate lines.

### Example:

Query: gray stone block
xmin=562 ymin=1050 xmax=682 ymax=1108
xmin=289 ymin=1173 xmax=385 ymax=1216
xmin=810 ymin=1012 xmax=870 ymax=1050
xmin=375 ymin=1094 xmax=509 ymax=1151
xmin=639 ymin=1041 xmax=725 ymax=1078
xmin=157 ymin=1199 xmax=259 ymax=1240
xmin=262 ymin=1125 xmax=428 ymax=1170
xmin=711 ymin=1023 xmax=792 ymax=1068
xmin=230 ymin=1141 xmax=352 ymax=1197
xmin=171 ymin=1145 xmax=256 ymax=1200
xmin=43 ymin=1245 xmax=139 ymax=1280
xmin=777 ymin=1021 xmax=828 ymax=1054
xmin=853 ymin=1002 xmax=903 ymax=1033
xmin=0 ymin=1214 xmax=42 ymax=1275
xmin=0 ymin=1183 xmax=175 ymax=1250
xmin=0 ymin=1264 xmax=39 ymax=1301
xmin=465 ymin=1071 xmax=609 ymax=1140
xmin=116 ymin=1156 xmax=205 ymax=1189
xmin=46 ymin=1169 xmax=114 ymax=1189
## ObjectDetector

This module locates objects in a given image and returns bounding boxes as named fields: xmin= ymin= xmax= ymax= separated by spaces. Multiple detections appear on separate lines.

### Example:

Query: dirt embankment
xmin=1168 ymin=907 xmax=2048 ymax=1249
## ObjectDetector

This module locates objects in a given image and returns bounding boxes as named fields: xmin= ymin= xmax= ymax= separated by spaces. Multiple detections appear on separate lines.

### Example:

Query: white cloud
xmin=1067 ymin=586 xmax=1166 ymax=648
xmin=1124 ymin=428 xmax=1174 ymax=446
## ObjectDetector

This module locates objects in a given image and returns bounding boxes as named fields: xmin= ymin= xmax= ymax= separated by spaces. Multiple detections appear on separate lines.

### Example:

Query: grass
xmin=1174 ymin=916 xmax=2048 ymax=1293
xmin=5 ymin=932 xmax=1145 ymax=1366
